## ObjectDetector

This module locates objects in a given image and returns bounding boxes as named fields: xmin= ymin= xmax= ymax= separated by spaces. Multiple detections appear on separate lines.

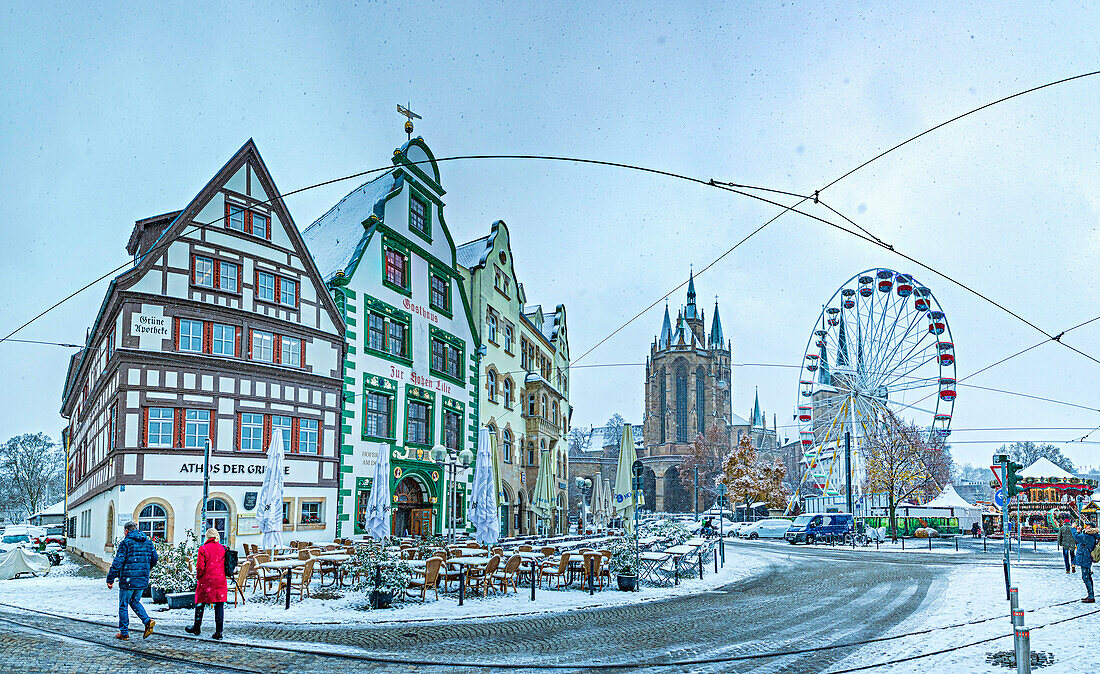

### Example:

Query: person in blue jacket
xmin=106 ymin=521 xmax=159 ymax=639
xmin=1071 ymin=522 xmax=1099 ymax=604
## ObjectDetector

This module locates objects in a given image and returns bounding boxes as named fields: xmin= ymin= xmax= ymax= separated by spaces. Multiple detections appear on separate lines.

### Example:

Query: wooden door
xmin=410 ymin=508 xmax=433 ymax=537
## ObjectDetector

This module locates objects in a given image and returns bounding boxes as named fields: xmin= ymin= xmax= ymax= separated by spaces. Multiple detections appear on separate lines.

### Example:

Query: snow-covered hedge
xmin=149 ymin=530 xmax=198 ymax=594
xmin=350 ymin=546 xmax=411 ymax=605
xmin=640 ymin=517 xmax=692 ymax=546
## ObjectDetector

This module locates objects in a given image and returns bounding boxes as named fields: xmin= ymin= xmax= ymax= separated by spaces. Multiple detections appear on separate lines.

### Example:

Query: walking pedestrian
xmin=1057 ymin=518 xmax=1077 ymax=574
xmin=106 ymin=521 xmax=158 ymax=640
xmin=1071 ymin=523 xmax=1099 ymax=603
xmin=185 ymin=528 xmax=228 ymax=640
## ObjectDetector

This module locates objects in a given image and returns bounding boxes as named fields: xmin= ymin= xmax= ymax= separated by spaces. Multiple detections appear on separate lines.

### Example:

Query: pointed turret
xmin=685 ymin=270 xmax=697 ymax=320
xmin=659 ymin=301 xmax=672 ymax=348
xmin=837 ymin=313 xmax=850 ymax=368
xmin=709 ymin=298 xmax=724 ymax=348
xmin=818 ymin=340 xmax=831 ymax=385
xmin=752 ymin=389 xmax=763 ymax=427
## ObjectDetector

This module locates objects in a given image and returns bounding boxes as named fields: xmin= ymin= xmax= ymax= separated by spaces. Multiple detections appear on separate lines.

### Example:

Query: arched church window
xmin=659 ymin=368 xmax=667 ymax=444
xmin=675 ymin=366 xmax=688 ymax=442
xmin=695 ymin=366 xmax=706 ymax=434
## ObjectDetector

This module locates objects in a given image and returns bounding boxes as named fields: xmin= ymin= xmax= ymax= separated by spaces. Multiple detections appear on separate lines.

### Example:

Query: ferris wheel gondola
xmin=786 ymin=268 xmax=956 ymax=515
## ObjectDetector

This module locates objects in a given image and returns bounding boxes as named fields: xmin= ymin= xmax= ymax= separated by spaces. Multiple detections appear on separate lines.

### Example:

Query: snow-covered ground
xmin=833 ymin=562 xmax=1099 ymax=673
xmin=0 ymin=547 xmax=773 ymax=626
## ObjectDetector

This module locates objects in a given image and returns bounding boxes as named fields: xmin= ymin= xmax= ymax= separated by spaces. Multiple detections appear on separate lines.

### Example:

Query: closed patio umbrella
xmin=603 ymin=477 xmax=614 ymax=527
xmin=256 ymin=428 xmax=286 ymax=551
xmin=614 ymin=425 xmax=641 ymax=534
xmin=469 ymin=427 xmax=501 ymax=545
xmin=531 ymin=450 xmax=554 ymax=534
xmin=365 ymin=444 xmax=392 ymax=541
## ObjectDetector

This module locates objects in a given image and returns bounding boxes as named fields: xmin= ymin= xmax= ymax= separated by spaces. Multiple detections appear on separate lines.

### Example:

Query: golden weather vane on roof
xmin=397 ymin=103 xmax=421 ymax=141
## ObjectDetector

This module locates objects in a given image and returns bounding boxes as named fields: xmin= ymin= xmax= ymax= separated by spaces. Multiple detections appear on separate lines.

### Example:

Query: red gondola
xmin=798 ymin=405 xmax=812 ymax=422
xmin=928 ymin=311 xmax=946 ymax=335
xmin=828 ymin=318 xmax=839 ymax=326
xmin=877 ymin=270 xmax=893 ymax=293
xmin=805 ymin=353 xmax=819 ymax=360
xmin=806 ymin=364 xmax=818 ymax=372
xmin=843 ymin=299 xmax=855 ymax=309
xmin=860 ymin=286 xmax=873 ymax=297
xmin=939 ymin=353 xmax=954 ymax=366
xmin=816 ymin=340 xmax=825 ymax=348
xmin=940 ymin=388 xmax=956 ymax=402
xmin=896 ymin=274 xmax=913 ymax=297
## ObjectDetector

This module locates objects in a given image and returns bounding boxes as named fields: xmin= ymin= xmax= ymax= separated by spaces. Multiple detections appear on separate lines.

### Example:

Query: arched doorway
xmin=663 ymin=466 xmax=691 ymax=513
xmin=500 ymin=482 xmax=512 ymax=537
xmin=392 ymin=475 xmax=433 ymax=537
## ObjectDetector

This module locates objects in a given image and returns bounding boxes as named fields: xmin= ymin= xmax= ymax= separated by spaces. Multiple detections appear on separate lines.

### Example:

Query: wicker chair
xmin=277 ymin=559 xmax=316 ymax=601
xmin=407 ymin=557 xmax=442 ymax=602
xmin=493 ymin=555 xmax=523 ymax=594
xmin=540 ymin=553 xmax=571 ymax=589
xmin=231 ymin=561 xmax=252 ymax=606
xmin=468 ymin=555 xmax=501 ymax=595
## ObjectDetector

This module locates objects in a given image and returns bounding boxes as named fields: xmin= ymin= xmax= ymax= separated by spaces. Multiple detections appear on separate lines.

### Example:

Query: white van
xmin=742 ymin=519 xmax=794 ymax=539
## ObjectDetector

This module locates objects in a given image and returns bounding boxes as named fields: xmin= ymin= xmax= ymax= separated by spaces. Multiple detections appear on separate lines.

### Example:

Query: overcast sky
xmin=2 ymin=3 xmax=1099 ymax=471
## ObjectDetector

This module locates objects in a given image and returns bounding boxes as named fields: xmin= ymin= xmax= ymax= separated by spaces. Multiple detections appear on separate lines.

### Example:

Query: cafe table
xmin=445 ymin=556 xmax=489 ymax=604
xmin=637 ymin=551 xmax=671 ymax=586
xmin=257 ymin=559 xmax=306 ymax=609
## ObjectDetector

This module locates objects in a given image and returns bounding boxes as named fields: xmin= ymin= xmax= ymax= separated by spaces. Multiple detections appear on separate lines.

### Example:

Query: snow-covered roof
xmin=31 ymin=501 xmax=65 ymax=518
xmin=924 ymin=484 xmax=980 ymax=511
xmin=1020 ymin=457 xmax=1077 ymax=480
xmin=728 ymin=411 xmax=751 ymax=427
xmin=302 ymin=172 xmax=398 ymax=281
xmin=456 ymin=233 xmax=493 ymax=270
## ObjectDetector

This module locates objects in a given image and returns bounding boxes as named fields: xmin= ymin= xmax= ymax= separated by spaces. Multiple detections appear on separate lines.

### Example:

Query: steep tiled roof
xmin=456 ymin=233 xmax=493 ymax=269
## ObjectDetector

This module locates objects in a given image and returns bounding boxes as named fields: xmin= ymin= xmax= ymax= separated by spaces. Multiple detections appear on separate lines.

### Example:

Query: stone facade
xmin=457 ymin=220 xmax=570 ymax=536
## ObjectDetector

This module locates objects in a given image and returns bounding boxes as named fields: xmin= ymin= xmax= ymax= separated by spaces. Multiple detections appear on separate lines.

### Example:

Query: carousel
xmin=1000 ymin=457 xmax=1098 ymax=540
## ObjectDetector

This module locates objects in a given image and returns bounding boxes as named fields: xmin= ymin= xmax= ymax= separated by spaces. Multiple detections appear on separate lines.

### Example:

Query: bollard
xmin=902 ymin=537 xmax=905 ymax=550
xmin=1009 ymin=586 xmax=1018 ymax=614
xmin=588 ymin=558 xmax=594 ymax=596
xmin=1011 ymin=608 xmax=1023 ymax=629
xmin=714 ymin=547 xmax=719 ymax=573
xmin=531 ymin=566 xmax=536 ymax=602
xmin=459 ymin=569 xmax=465 ymax=606
xmin=984 ymin=537 xmax=987 ymax=553
xmin=1014 ymin=626 xmax=1032 ymax=674
xmin=928 ymin=536 xmax=932 ymax=551
xmin=699 ymin=555 xmax=704 ymax=579
xmin=720 ymin=538 xmax=725 ymax=566
xmin=955 ymin=537 xmax=958 ymax=552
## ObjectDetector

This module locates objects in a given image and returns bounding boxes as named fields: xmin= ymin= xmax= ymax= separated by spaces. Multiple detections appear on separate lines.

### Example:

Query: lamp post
xmin=201 ymin=438 xmax=211 ymax=537
xmin=431 ymin=444 xmax=473 ymax=543
xmin=575 ymin=476 xmax=592 ymax=534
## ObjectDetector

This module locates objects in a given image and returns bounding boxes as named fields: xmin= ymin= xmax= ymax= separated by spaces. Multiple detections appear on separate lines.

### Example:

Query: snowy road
xmin=0 ymin=543 xmax=954 ymax=672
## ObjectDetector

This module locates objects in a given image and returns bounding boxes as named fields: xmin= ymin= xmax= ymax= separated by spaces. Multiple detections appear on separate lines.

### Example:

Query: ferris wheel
xmin=788 ymin=269 xmax=956 ymax=512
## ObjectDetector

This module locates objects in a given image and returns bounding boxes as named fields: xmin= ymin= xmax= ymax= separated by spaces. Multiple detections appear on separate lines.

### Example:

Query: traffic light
xmin=1005 ymin=461 xmax=1025 ymax=498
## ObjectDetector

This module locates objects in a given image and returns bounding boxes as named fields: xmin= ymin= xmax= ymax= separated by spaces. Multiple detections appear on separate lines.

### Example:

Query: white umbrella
xmin=470 ymin=428 xmax=501 ymax=545
xmin=365 ymin=444 xmax=392 ymax=541
xmin=256 ymin=428 xmax=286 ymax=550
xmin=592 ymin=477 xmax=605 ymax=529
xmin=614 ymin=425 xmax=640 ymax=534
xmin=603 ymin=477 xmax=614 ymax=527
xmin=531 ymin=450 xmax=554 ymax=533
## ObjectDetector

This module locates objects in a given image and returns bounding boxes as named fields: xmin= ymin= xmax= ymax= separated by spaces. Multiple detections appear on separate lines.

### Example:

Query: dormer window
xmin=251 ymin=213 xmax=268 ymax=239
xmin=228 ymin=205 xmax=246 ymax=232
xmin=409 ymin=192 xmax=430 ymax=240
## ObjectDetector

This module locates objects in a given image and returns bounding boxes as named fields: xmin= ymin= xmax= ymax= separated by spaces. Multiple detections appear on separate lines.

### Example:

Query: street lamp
xmin=431 ymin=444 xmax=474 ymax=543
xmin=574 ymin=476 xmax=592 ymax=534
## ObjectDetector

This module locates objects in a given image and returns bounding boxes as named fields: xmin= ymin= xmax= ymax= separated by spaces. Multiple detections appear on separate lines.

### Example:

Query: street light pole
xmin=201 ymin=438 xmax=211 ymax=536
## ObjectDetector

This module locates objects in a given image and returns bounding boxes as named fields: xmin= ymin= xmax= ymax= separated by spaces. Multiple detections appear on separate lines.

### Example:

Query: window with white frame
xmin=486 ymin=369 xmax=497 ymax=402
xmin=503 ymin=378 xmax=513 ymax=407
xmin=193 ymin=256 xmax=215 ymax=288
xmin=279 ymin=277 xmax=297 ymax=307
xmin=486 ymin=311 xmax=498 ymax=343
xmin=219 ymin=261 xmax=238 ymax=293
xmin=179 ymin=319 xmax=203 ymax=352
xmin=211 ymin=323 xmax=236 ymax=356
xmin=271 ymin=415 xmax=293 ymax=452
xmin=251 ymin=212 xmax=269 ymax=238
xmin=137 ymin=503 xmax=167 ymax=541
xmin=251 ymin=330 xmax=274 ymax=362
xmin=503 ymin=324 xmax=514 ymax=352
xmin=228 ymin=204 xmax=246 ymax=232
xmin=240 ymin=413 xmax=264 ymax=451
xmin=299 ymin=418 xmax=318 ymax=454
xmin=281 ymin=335 xmax=301 ymax=367
xmin=300 ymin=501 xmax=322 ymax=524
xmin=502 ymin=429 xmax=512 ymax=462
xmin=147 ymin=408 xmax=173 ymax=447
xmin=256 ymin=271 xmax=276 ymax=302
xmin=184 ymin=409 xmax=210 ymax=449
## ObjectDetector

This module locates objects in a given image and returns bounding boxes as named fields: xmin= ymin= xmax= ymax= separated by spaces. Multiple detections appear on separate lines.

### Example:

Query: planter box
xmin=616 ymin=574 xmax=638 ymax=592
xmin=151 ymin=587 xmax=167 ymax=604
xmin=369 ymin=589 xmax=394 ymax=609
xmin=166 ymin=592 xmax=195 ymax=610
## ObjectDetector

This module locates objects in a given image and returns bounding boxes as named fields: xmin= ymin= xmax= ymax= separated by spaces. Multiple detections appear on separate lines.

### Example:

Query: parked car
xmin=731 ymin=521 xmax=755 ymax=538
xmin=0 ymin=532 xmax=33 ymax=552
xmin=44 ymin=525 xmax=67 ymax=547
xmin=784 ymin=513 xmax=855 ymax=544
xmin=743 ymin=518 xmax=794 ymax=539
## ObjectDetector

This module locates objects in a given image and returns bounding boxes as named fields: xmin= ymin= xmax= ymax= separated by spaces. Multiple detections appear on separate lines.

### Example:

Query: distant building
xmin=457 ymin=220 xmax=570 ymax=536
xmin=27 ymin=501 xmax=66 ymax=527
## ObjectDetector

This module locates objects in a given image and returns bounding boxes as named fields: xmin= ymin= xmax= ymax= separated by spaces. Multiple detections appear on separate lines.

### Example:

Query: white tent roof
xmin=924 ymin=484 xmax=981 ymax=511
xmin=1019 ymin=457 xmax=1077 ymax=480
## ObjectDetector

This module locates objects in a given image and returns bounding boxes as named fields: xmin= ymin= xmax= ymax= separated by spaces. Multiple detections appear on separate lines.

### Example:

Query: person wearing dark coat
xmin=106 ymin=521 xmax=158 ymax=640
xmin=1057 ymin=519 xmax=1077 ymax=574
xmin=1071 ymin=524 xmax=1099 ymax=603
xmin=186 ymin=528 xmax=228 ymax=639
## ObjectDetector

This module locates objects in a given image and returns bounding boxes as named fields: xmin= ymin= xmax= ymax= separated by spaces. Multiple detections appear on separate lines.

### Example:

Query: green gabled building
xmin=303 ymin=137 xmax=480 ymax=538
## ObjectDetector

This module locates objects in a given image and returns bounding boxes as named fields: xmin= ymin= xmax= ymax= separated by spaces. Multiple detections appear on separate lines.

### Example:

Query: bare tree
xmin=567 ymin=425 xmax=596 ymax=454
xmin=1001 ymin=441 xmax=1075 ymax=474
xmin=679 ymin=425 xmax=730 ymax=512
xmin=0 ymin=433 xmax=64 ymax=517
xmin=863 ymin=413 xmax=949 ymax=541
xmin=603 ymin=414 xmax=626 ymax=446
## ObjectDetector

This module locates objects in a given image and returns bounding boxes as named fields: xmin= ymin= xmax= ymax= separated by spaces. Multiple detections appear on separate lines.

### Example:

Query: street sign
xmin=632 ymin=459 xmax=644 ymax=477
xmin=994 ymin=488 xmax=1005 ymax=508
xmin=989 ymin=466 xmax=1003 ymax=487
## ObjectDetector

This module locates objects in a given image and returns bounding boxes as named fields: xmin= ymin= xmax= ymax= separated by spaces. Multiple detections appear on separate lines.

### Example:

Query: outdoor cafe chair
xmin=539 ymin=546 xmax=557 ymax=557
xmin=249 ymin=553 xmax=280 ymax=595
xmin=277 ymin=559 xmax=316 ymax=602
xmin=491 ymin=546 xmax=504 ymax=557
xmin=231 ymin=561 xmax=252 ymax=606
xmin=518 ymin=545 xmax=533 ymax=552
xmin=540 ymin=553 xmax=571 ymax=589
xmin=407 ymin=557 xmax=442 ymax=602
xmin=469 ymin=554 xmax=501 ymax=595
xmin=494 ymin=555 xmax=522 ymax=594
xmin=582 ymin=554 xmax=605 ymax=590
xmin=298 ymin=549 xmax=313 ymax=560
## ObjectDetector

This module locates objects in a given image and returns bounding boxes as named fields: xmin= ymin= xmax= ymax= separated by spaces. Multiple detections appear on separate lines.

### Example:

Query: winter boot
xmin=211 ymin=601 xmax=224 ymax=640
xmin=185 ymin=604 xmax=205 ymax=635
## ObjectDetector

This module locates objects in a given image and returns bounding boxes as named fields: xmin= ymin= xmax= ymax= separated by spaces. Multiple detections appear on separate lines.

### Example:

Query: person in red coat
xmin=185 ymin=528 xmax=228 ymax=639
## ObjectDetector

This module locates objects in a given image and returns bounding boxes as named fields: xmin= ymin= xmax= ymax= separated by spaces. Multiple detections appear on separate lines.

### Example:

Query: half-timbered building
xmin=60 ymin=140 xmax=346 ymax=567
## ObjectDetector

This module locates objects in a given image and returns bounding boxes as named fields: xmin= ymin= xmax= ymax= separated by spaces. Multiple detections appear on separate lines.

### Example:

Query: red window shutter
xmin=246 ymin=329 xmax=253 ymax=360
xmin=263 ymin=414 xmax=272 ymax=449
xmin=235 ymin=326 xmax=243 ymax=357
xmin=189 ymin=254 xmax=196 ymax=285
xmin=235 ymin=412 xmax=242 ymax=452
xmin=273 ymin=333 xmax=282 ymax=365
xmin=173 ymin=317 xmax=180 ymax=351
xmin=291 ymin=418 xmax=300 ymax=453
xmin=203 ymin=321 xmax=213 ymax=354
xmin=174 ymin=408 xmax=184 ymax=448
xmin=224 ymin=201 xmax=231 ymax=229
xmin=213 ymin=261 xmax=220 ymax=290
xmin=141 ymin=407 xmax=149 ymax=447
xmin=245 ymin=210 xmax=253 ymax=235
xmin=295 ymin=278 xmax=300 ymax=308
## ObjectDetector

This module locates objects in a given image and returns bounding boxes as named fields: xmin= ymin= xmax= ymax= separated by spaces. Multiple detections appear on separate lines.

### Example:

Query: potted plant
xmin=351 ymin=546 xmax=411 ymax=609
xmin=608 ymin=535 xmax=638 ymax=591
xmin=149 ymin=531 xmax=198 ymax=608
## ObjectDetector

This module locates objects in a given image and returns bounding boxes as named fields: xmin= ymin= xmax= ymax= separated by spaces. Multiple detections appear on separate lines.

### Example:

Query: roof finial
xmin=397 ymin=103 xmax=421 ymax=141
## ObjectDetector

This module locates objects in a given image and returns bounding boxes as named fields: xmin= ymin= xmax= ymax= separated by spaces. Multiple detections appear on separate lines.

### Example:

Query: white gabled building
xmin=60 ymin=140 xmax=346 ymax=566
xmin=303 ymin=137 xmax=480 ymax=538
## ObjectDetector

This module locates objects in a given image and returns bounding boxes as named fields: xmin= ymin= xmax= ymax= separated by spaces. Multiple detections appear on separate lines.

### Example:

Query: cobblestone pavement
xmin=1 ymin=545 xmax=954 ymax=673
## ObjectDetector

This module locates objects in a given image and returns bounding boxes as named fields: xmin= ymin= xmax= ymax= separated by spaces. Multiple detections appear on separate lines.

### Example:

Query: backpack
xmin=1091 ymin=540 xmax=1100 ymax=564
xmin=223 ymin=546 xmax=238 ymax=577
